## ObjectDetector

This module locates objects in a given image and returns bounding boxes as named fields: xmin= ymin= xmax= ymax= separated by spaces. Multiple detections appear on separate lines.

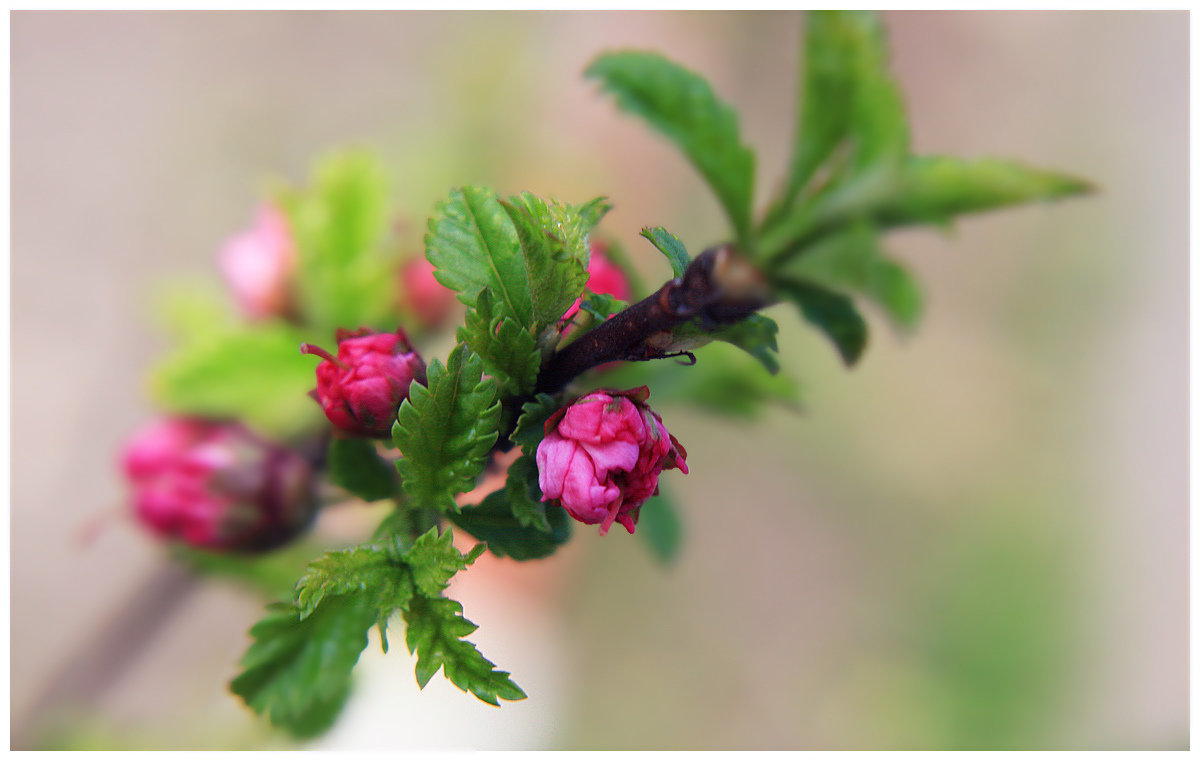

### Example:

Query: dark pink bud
xmin=300 ymin=327 xmax=426 ymax=438
xmin=121 ymin=417 xmax=316 ymax=552
xmin=218 ymin=206 xmax=296 ymax=321
xmin=562 ymin=244 xmax=633 ymax=324
xmin=535 ymin=387 xmax=687 ymax=535
xmin=400 ymin=257 xmax=457 ymax=330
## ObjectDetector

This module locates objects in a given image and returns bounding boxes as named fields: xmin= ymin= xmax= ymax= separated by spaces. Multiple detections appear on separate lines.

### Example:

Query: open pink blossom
xmin=122 ymin=417 xmax=315 ymax=551
xmin=218 ymin=206 xmax=296 ymax=320
xmin=300 ymin=327 xmax=426 ymax=438
xmin=535 ymin=387 xmax=687 ymax=535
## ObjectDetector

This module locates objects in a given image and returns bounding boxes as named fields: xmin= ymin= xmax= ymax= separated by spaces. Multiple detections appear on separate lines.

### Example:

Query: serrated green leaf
xmin=401 ymin=526 xmax=484 ymax=598
xmin=450 ymin=489 xmax=572 ymax=561
xmin=587 ymin=51 xmax=756 ymax=249
xmin=766 ymin=10 xmax=907 ymax=229
xmin=637 ymin=485 xmax=683 ymax=565
xmin=781 ymin=224 xmax=922 ymax=329
xmin=293 ymin=546 xmax=413 ymax=622
xmin=282 ymin=150 xmax=396 ymax=332
xmin=774 ymin=278 xmax=869 ymax=365
xmin=510 ymin=393 xmax=561 ymax=450
xmin=426 ymin=186 xmax=531 ymax=323
xmin=500 ymin=192 xmax=597 ymax=331
xmin=577 ymin=292 xmax=627 ymax=324
xmin=151 ymin=323 xmax=322 ymax=438
xmin=393 ymin=345 xmax=501 ymax=514
xmin=457 ymin=289 xmax=541 ymax=398
xmin=711 ymin=314 xmax=782 ymax=374
xmin=326 ymin=437 xmax=397 ymax=503
xmin=639 ymin=226 xmax=691 ymax=279
xmin=505 ymin=454 xmax=550 ymax=532
xmin=403 ymin=595 xmax=527 ymax=705
xmin=230 ymin=596 xmax=376 ymax=738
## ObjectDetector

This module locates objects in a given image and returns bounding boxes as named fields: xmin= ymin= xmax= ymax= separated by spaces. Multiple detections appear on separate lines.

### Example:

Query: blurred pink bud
xmin=218 ymin=206 xmax=296 ymax=321
xmin=563 ymin=244 xmax=633 ymax=323
xmin=401 ymin=257 xmax=456 ymax=329
xmin=300 ymin=327 xmax=426 ymax=438
xmin=535 ymin=386 xmax=687 ymax=535
xmin=122 ymin=418 xmax=316 ymax=552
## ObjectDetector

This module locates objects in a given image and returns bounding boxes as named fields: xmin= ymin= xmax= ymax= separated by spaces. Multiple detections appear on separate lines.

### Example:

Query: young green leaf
xmin=504 ymin=454 xmax=551 ymax=532
xmin=639 ymin=226 xmax=691 ymax=279
xmin=393 ymin=344 xmax=501 ymax=514
xmin=402 ymin=594 xmax=527 ymax=705
xmin=230 ymin=596 xmax=376 ymax=738
xmin=637 ymin=486 xmax=683 ymax=566
xmin=151 ymin=324 xmax=322 ymax=438
xmin=587 ymin=51 xmax=756 ymax=249
xmin=576 ymin=292 xmax=628 ymax=325
xmin=326 ymin=437 xmax=397 ymax=503
xmin=282 ymin=150 xmax=396 ymax=332
xmin=293 ymin=545 xmax=414 ymax=622
xmin=457 ymin=288 xmax=541 ymax=398
xmin=510 ymin=393 xmax=561 ymax=450
xmin=711 ymin=314 xmax=782 ymax=375
xmin=774 ymin=278 xmax=869 ymax=366
xmin=401 ymin=526 xmax=486 ymax=599
xmin=426 ymin=186 xmax=532 ymax=323
xmin=451 ymin=488 xmax=572 ymax=561
xmin=500 ymin=192 xmax=599 ymax=332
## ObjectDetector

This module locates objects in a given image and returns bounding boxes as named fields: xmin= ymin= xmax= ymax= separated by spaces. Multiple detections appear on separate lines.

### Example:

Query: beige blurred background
xmin=11 ymin=10 xmax=1187 ymax=750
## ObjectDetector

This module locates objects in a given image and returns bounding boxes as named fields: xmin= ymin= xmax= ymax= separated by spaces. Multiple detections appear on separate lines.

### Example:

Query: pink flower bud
xmin=122 ymin=417 xmax=316 ymax=552
xmin=563 ymin=244 xmax=633 ymax=323
xmin=400 ymin=257 xmax=457 ymax=330
xmin=535 ymin=387 xmax=687 ymax=535
xmin=218 ymin=206 xmax=296 ymax=321
xmin=300 ymin=327 xmax=426 ymax=438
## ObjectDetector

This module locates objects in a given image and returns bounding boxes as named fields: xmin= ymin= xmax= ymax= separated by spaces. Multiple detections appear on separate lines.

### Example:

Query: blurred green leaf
xmin=230 ymin=596 xmax=375 ymax=739
xmin=402 ymin=594 xmax=526 ymax=705
xmin=765 ymin=10 xmax=907 ymax=228
xmin=639 ymin=226 xmax=691 ymax=279
xmin=326 ymin=438 xmax=397 ymax=503
xmin=711 ymin=314 xmax=782 ymax=374
xmin=773 ymin=278 xmax=869 ymax=365
xmin=458 ymin=288 xmax=541 ymax=397
xmin=781 ymin=224 xmax=922 ymax=329
xmin=637 ymin=485 xmax=683 ymax=565
xmin=282 ymin=150 xmax=396 ymax=332
xmin=510 ymin=393 xmax=561 ymax=450
xmin=450 ymin=487 xmax=572 ymax=561
xmin=576 ymin=292 xmax=627 ymax=324
xmin=505 ymin=454 xmax=551 ymax=532
xmin=587 ymin=51 xmax=756 ymax=249
xmin=393 ymin=345 xmax=500 ymax=515
xmin=151 ymin=323 xmax=321 ymax=438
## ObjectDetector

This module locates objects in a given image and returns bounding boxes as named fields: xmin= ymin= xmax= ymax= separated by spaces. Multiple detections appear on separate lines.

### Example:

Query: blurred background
xmin=11 ymin=10 xmax=1187 ymax=750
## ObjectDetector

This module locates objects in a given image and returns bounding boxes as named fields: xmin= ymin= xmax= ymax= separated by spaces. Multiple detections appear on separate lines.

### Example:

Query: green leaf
xmin=711 ymin=314 xmax=782 ymax=374
xmin=151 ymin=323 xmax=322 ymax=438
xmin=639 ymin=226 xmax=691 ymax=279
xmin=401 ymin=526 xmax=486 ymax=598
xmin=457 ymin=289 xmax=541 ymax=398
xmin=499 ymin=192 xmax=599 ymax=332
xmin=230 ymin=595 xmax=376 ymax=738
xmin=577 ymin=292 xmax=627 ymax=324
xmin=393 ymin=345 xmax=501 ymax=514
xmin=637 ymin=485 xmax=683 ymax=565
xmin=282 ymin=150 xmax=396 ymax=332
xmin=780 ymin=224 xmax=922 ymax=329
xmin=326 ymin=438 xmax=397 ymax=503
xmin=426 ymin=186 xmax=531 ymax=323
xmin=402 ymin=595 xmax=527 ymax=705
xmin=293 ymin=545 xmax=414 ymax=622
xmin=774 ymin=278 xmax=869 ymax=365
xmin=766 ymin=10 xmax=907 ymax=227
xmin=450 ymin=488 xmax=572 ymax=561
xmin=587 ymin=51 xmax=756 ymax=249
xmin=504 ymin=454 xmax=550 ymax=532
xmin=510 ymin=393 xmax=561 ymax=450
